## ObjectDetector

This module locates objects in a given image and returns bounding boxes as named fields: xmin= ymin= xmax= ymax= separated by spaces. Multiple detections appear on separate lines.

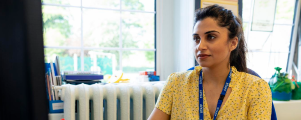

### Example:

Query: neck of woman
xmin=202 ymin=64 xmax=231 ymax=86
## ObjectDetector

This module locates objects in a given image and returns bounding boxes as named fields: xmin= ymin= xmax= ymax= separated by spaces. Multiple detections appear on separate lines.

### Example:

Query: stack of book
xmin=45 ymin=56 xmax=104 ymax=113
xmin=45 ymin=56 xmax=63 ymax=113
xmin=63 ymin=71 xmax=103 ymax=85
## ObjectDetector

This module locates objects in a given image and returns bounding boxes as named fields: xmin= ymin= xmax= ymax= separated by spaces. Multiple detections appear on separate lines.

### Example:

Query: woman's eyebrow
xmin=192 ymin=33 xmax=199 ymax=36
xmin=204 ymin=30 xmax=220 ymax=34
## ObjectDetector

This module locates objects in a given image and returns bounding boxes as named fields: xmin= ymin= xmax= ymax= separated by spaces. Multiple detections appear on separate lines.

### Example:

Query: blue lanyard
xmin=199 ymin=68 xmax=232 ymax=120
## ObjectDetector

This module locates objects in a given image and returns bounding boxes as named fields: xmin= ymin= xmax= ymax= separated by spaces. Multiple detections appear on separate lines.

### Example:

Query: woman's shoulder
xmin=167 ymin=70 xmax=195 ymax=81
xmin=164 ymin=69 xmax=198 ymax=85
xmin=234 ymin=70 xmax=270 ymax=90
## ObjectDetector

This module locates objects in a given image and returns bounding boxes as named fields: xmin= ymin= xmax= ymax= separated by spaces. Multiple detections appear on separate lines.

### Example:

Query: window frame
xmin=244 ymin=0 xmax=298 ymax=79
xmin=287 ymin=0 xmax=301 ymax=78
xmin=244 ymin=0 xmax=299 ymax=79
xmin=42 ymin=0 xmax=157 ymax=72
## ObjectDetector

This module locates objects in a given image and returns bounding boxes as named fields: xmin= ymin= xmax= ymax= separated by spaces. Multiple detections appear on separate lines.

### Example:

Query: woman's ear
xmin=229 ymin=37 xmax=238 ymax=51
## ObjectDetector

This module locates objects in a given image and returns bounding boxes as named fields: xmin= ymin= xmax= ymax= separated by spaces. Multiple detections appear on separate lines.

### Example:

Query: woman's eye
xmin=193 ymin=36 xmax=200 ymax=42
xmin=207 ymin=35 xmax=216 ymax=40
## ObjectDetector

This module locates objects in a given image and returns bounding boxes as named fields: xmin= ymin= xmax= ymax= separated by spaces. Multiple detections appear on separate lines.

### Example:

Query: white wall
xmin=156 ymin=0 xmax=195 ymax=81
xmin=173 ymin=0 xmax=195 ymax=72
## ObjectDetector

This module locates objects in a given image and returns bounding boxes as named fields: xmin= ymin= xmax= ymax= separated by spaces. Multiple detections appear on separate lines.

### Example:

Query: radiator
xmin=54 ymin=82 xmax=164 ymax=120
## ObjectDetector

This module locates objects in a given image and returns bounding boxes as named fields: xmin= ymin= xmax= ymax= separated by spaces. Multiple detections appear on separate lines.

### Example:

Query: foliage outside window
xmin=42 ymin=0 xmax=156 ymax=75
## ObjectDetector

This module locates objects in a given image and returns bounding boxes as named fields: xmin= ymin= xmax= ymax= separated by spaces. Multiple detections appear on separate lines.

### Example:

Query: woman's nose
xmin=197 ymin=40 xmax=206 ymax=50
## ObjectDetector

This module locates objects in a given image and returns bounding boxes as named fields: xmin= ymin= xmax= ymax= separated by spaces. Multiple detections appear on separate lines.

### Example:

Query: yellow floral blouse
xmin=155 ymin=66 xmax=272 ymax=120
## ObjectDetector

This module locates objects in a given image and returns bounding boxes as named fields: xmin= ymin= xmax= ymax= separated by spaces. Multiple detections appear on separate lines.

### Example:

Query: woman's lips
xmin=197 ymin=54 xmax=211 ymax=59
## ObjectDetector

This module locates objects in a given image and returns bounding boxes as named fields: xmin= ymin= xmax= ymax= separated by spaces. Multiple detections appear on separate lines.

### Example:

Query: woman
xmin=148 ymin=5 xmax=272 ymax=120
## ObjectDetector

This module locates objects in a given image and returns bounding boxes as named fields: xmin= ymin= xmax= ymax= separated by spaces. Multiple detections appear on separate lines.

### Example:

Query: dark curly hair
xmin=194 ymin=4 xmax=247 ymax=72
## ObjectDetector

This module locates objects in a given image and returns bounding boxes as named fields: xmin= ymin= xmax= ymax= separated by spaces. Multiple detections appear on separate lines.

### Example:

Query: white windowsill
xmin=273 ymin=100 xmax=301 ymax=120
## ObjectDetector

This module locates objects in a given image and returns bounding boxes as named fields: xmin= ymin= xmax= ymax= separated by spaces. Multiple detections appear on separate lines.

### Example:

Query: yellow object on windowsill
xmin=108 ymin=72 xmax=130 ymax=83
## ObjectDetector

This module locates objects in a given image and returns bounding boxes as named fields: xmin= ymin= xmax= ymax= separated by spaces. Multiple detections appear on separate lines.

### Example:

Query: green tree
xmin=123 ymin=0 xmax=145 ymax=10
xmin=43 ymin=0 xmax=154 ymax=71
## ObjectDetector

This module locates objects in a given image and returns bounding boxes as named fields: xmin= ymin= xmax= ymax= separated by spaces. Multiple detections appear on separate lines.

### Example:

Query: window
xmin=42 ymin=0 xmax=156 ymax=76
xmin=243 ymin=0 xmax=296 ymax=79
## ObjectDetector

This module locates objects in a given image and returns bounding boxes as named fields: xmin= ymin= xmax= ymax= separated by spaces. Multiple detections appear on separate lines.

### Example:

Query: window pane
xmin=248 ymin=25 xmax=292 ymax=52
xmin=262 ymin=25 xmax=292 ymax=52
xmin=122 ymin=0 xmax=155 ymax=11
xmin=242 ymin=0 xmax=252 ymax=22
xmin=243 ymin=22 xmax=249 ymax=31
xmin=42 ymin=0 xmax=81 ymax=6
xmin=275 ymin=0 xmax=296 ymax=24
xmin=83 ymin=50 xmax=120 ymax=75
xmin=44 ymin=48 xmax=81 ymax=72
xmin=243 ymin=22 xmax=249 ymax=39
xmin=247 ymin=31 xmax=270 ymax=50
xmin=43 ymin=6 xmax=81 ymax=46
xmin=247 ymin=52 xmax=288 ymax=79
xmin=122 ymin=51 xmax=155 ymax=73
xmin=122 ymin=12 xmax=154 ymax=49
xmin=83 ymin=9 xmax=120 ymax=47
xmin=83 ymin=0 xmax=120 ymax=9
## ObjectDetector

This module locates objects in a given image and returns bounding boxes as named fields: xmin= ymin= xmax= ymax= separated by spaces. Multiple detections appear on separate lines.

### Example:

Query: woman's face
xmin=193 ymin=17 xmax=237 ymax=68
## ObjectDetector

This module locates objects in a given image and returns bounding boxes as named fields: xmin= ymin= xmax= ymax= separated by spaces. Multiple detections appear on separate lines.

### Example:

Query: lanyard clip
xmin=219 ymin=94 xmax=225 ymax=101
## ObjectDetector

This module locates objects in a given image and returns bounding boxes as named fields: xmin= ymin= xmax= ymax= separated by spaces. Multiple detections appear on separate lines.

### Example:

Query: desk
xmin=273 ymin=100 xmax=301 ymax=120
